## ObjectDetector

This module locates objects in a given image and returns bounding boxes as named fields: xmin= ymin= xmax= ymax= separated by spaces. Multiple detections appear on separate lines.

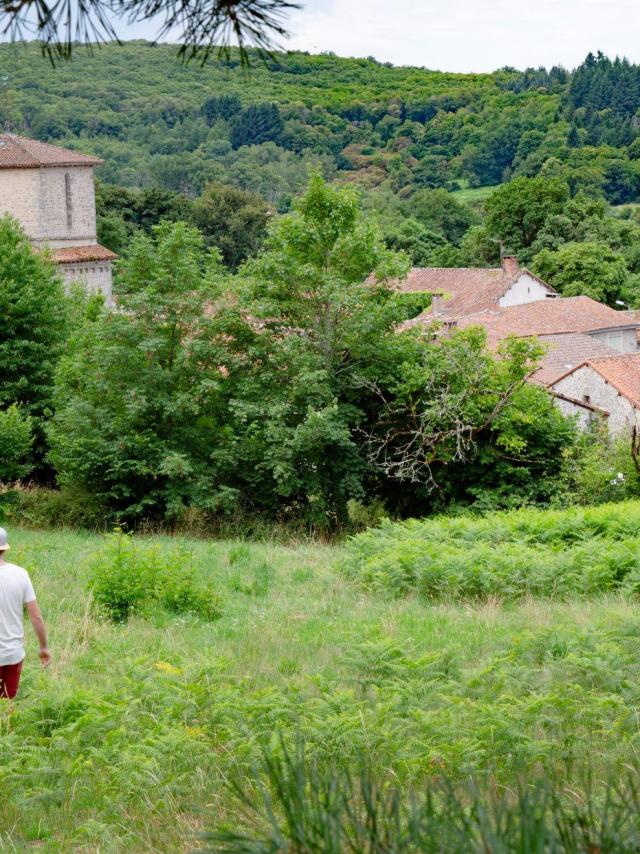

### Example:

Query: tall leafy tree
xmin=484 ymin=176 xmax=570 ymax=257
xmin=0 ymin=217 xmax=68 ymax=466
xmin=191 ymin=182 xmax=270 ymax=269
xmin=48 ymin=222 xmax=228 ymax=520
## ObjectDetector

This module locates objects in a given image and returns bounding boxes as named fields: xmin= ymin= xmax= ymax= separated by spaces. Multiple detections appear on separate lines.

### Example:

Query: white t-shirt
xmin=0 ymin=562 xmax=36 ymax=665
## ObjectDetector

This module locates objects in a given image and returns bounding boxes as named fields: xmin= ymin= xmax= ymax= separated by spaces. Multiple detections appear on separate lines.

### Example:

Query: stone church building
xmin=0 ymin=132 xmax=115 ymax=301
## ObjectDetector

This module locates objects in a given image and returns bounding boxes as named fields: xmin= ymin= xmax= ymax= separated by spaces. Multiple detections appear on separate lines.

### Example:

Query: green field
xmin=450 ymin=182 xmax=499 ymax=207
xmin=4 ymin=517 xmax=640 ymax=850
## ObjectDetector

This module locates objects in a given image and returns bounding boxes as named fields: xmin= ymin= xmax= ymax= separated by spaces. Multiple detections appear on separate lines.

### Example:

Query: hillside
xmin=2 ymin=43 xmax=639 ymax=206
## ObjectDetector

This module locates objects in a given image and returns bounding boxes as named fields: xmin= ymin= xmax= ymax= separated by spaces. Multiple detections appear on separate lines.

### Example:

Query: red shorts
xmin=0 ymin=660 xmax=23 ymax=699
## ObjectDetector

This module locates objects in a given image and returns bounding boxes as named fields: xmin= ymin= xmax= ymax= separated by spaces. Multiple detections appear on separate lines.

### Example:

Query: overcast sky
xmin=284 ymin=0 xmax=640 ymax=72
xmin=5 ymin=0 xmax=639 ymax=72
xmin=107 ymin=0 xmax=640 ymax=73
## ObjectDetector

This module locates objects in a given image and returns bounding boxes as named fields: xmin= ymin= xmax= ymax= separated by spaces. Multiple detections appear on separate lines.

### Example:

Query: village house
xmin=397 ymin=258 xmax=640 ymax=435
xmin=0 ymin=132 xmax=115 ymax=302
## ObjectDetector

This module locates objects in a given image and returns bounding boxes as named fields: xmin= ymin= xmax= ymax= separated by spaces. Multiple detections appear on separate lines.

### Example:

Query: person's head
xmin=0 ymin=528 xmax=10 ymax=557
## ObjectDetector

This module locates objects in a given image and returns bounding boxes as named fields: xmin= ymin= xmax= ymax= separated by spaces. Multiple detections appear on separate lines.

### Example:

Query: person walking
xmin=0 ymin=528 xmax=50 ymax=699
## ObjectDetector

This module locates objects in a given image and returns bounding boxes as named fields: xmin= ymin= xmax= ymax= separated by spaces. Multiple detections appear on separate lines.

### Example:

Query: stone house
xmin=396 ymin=256 xmax=557 ymax=318
xmin=0 ymin=132 xmax=115 ymax=301
xmin=550 ymin=355 xmax=640 ymax=435
xmin=397 ymin=259 xmax=640 ymax=435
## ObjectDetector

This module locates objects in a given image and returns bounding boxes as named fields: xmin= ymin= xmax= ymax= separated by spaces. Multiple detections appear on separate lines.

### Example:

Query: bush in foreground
xmin=88 ymin=531 xmax=223 ymax=622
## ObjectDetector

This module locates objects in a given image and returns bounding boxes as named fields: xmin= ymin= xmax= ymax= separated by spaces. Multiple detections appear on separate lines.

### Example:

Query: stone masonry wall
xmin=0 ymin=169 xmax=41 ymax=237
xmin=0 ymin=165 xmax=97 ymax=245
xmin=552 ymin=364 xmax=639 ymax=435
xmin=59 ymin=261 xmax=113 ymax=303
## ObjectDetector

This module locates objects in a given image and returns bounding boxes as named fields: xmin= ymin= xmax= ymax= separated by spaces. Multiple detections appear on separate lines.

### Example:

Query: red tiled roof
xmin=0 ymin=134 xmax=103 ymax=169
xmin=394 ymin=266 xmax=555 ymax=316
xmin=562 ymin=354 xmax=640 ymax=409
xmin=435 ymin=297 xmax=640 ymax=346
xmin=530 ymin=332 xmax=620 ymax=386
xmin=49 ymin=245 xmax=117 ymax=264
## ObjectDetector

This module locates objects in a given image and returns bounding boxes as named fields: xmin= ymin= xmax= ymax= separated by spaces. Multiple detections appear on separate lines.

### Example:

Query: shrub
xmin=342 ymin=501 xmax=640 ymax=600
xmin=88 ymin=532 xmax=154 ymax=621
xmin=158 ymin=566 xmax=223 ymax=621
xmin=88 ymin=532 xmax=223 ymax=622
xmin=1 ymin=485 xmax=110 ymax=530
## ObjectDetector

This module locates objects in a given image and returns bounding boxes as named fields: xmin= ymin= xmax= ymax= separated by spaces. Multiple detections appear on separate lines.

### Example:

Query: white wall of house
xmin=551 ymin=365 xmax=639 ymax=434
xmin=499 ymin=273 xmax=552 ymax=307
xmin=588 ymin=328 xmax=639 ymax=353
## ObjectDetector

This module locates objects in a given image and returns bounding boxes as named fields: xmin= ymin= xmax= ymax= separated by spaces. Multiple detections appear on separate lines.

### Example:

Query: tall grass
xmin=200 ymin=740 xmax=640 ymax=853
xmin=2 ymin=525 xmax=640 ymax=849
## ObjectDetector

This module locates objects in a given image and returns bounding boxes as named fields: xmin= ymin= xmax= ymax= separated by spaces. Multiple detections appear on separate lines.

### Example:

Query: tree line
xmin=3 ymin=43 xmax=640 ymax=206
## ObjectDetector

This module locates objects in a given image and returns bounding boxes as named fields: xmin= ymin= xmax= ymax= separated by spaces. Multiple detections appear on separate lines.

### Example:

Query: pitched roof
xmin=530 ymin=332 xmax=621 ymax=386
xmin=49 ymin=245 xmax=117 ymax=264
xmin=394 ymin=266 xmax=555 ymax=316
xmin=553 ymin=354 xmax=640 ymax=410
xmin=0 ymin=133 xmax=103 ymax=169
xmin=439 ymin=296 xmax=640 ymax=347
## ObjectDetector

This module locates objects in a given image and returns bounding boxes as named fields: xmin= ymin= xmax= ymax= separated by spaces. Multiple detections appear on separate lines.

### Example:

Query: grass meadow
xmin=4 ymin=513 xmax=640 ymax=850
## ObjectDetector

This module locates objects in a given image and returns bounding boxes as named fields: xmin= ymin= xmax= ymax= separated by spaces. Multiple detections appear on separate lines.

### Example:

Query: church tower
xmin=0 ymin=133 xmax=116 ymax=302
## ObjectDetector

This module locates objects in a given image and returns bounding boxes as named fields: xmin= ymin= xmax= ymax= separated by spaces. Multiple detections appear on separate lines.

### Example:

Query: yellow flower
xmin=154 ymin=661 xmax=182 ymax=675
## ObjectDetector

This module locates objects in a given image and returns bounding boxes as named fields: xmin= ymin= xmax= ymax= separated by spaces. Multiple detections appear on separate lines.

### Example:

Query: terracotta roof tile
xmin=49 ymin=244 xmax=117 ymax=263
xmin=577 ymin=354 xmax=640 ymax=409
xmin=0 ymin=134 xmax=103 ymax=169
xmin=530 ymin=332 xmax=621 ymax=386
xmin=393 ymin=265 xmax=555 ymax=316
xmin=409 ymin=296 xmax=640 ymax=346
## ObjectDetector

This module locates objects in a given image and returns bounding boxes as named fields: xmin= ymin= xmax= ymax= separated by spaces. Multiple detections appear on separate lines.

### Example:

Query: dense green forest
xmin=2 ymin=43 xmax=640 ymax=205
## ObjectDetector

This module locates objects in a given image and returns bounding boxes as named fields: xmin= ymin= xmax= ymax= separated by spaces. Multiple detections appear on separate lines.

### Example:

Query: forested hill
xmin=2 ymin=43 xmax=640 ymax=208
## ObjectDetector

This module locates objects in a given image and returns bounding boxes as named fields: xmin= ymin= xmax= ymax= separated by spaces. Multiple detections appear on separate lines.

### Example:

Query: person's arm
xmin=26 ymin=601 xmax=51 ymax=668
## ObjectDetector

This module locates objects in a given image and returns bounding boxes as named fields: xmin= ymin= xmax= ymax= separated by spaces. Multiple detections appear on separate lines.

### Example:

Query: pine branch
xmin=0 ymin=0 xmax=299 ymax=63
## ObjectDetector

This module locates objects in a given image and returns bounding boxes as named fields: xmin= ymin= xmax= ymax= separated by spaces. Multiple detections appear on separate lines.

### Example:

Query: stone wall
xmin=0 ymin=165 xmax=97 ymax=245
xmin=0 ymin=168 xmax=41 ymax=237
xmin=58 ymin=261 xmax=113 ymax=303
xmin=552 ymin=365 xmax=639 ymax=434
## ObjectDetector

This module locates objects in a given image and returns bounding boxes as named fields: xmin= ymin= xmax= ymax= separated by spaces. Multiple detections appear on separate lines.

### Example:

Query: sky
xmin=106 ymin=0 xmax=640 ymax=73
xmin=284 ymin=0 xmax=640 ymax=72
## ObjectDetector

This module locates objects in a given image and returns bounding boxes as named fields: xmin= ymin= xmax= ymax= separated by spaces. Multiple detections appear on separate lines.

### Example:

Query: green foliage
xmin=343 ymin=500 xmax=640 ymax=599
xmin=4 ymin=43 xmax=640 ymax=207
xmin=88 ymin=531 xmax=223 ymax=622
xmin=0 ymin=405 xmax=33 ymax=482
xmin=1 ymin=485 xmax=109 ymax=530
xmin=48 ymin=221 xmax=229 ymax=522
xmin=0 ymin=217 xmax=69 ymax=466
xmin=191 ymin=182 xmax=270 ymax=269
xmin=484 ymin=176 xmax=569 ymax=253
xmin=532 ymin=240 xmax=629 ymax=303
xmin=201 ymin=740 xmax=640 ymax=853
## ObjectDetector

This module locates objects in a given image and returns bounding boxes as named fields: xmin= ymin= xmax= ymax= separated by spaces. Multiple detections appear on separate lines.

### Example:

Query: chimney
xmin=431 ymin=292 xmax=444 ymax=315
xmin=501 ymin=255 xmax=519 ymax=276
